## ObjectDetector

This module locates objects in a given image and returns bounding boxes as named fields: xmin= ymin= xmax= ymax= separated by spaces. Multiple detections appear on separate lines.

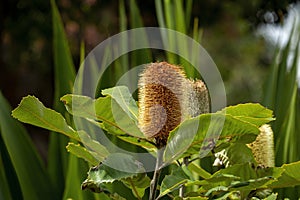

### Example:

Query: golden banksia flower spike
xmin=138 ymin=62 xmax=187 ymax=147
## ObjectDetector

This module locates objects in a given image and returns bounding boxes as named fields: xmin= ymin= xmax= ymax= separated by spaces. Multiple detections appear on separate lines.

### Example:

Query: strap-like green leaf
xmin=0 ymin=93 xmax=54 ymax=200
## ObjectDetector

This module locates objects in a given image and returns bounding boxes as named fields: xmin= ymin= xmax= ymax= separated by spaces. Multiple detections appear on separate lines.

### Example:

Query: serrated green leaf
xmin=159 ymin=167 xmax=190 ymax=198
xmin=82 ymin=153 xmax=146 ymax=192
xmin=188 ymin=174 xmax=240 ymax=189
xmin=210 ymin=163 xmax=284 ymax=191
xmin=264 ymin=193 xmax=278 ymax=200
xmin=61 ymin=94 xmax=144 ymax=138
xmin=12 ymin=95 xmax=79 ymax=141
xmin=218 ymin=103 xmax=275 ymax=126
xmin=269 ymin=160 xmax=300 ymax=189
xmin=122 ymin=174 xmax=151 ymax=198
xmin=164 ymin=113 xmax=260 ymax=164
xmin=78 ymin=130 xmax=109 ymax=161
xmin=66 ymin=143 xmax=99 ymax=166
xmin=102 ymin=86 xmax=138 ymax=122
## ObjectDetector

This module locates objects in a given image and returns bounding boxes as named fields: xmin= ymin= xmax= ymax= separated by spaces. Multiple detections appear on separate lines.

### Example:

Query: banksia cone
xmin=138 ymin=62 xmax=187 ymax=147
xmin=187 ymin=79 xmax=210 ymax=117
xmin=214 ymin=124 xmax=275 ymax=168
xmin=247 ymin=124 xmax=275 ymax=167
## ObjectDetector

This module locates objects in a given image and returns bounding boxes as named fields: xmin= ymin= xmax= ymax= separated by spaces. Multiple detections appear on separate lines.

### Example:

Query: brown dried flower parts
xmin=138 ymin=62 xmax=209 ymax=147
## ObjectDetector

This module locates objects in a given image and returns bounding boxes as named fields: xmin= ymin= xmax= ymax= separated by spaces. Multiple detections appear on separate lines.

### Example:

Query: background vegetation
xmin=0 ymin=0 xmax=299 ymax=199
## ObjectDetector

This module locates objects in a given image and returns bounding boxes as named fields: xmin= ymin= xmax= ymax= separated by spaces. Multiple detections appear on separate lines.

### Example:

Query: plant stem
xmin=179 ymin=157 xmax=189 ymax=198
xmin=149 ymin=148 xmax=164 ymax=200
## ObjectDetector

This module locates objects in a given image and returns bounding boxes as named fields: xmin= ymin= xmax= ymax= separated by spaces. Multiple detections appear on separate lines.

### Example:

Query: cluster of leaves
xmin=11 ymin=85 xmax=300 ymax=199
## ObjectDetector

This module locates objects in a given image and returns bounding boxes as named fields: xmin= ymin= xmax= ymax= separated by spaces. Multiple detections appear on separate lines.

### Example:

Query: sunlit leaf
xmin=218 ymin=103 xmax=275 ymax=126
xmin=82 ymin=153 xmax=146 ymax=192
xmin=11 ymin=95 xmax=79 ymax=141
xmin=122 ymin=174 xmax=151 ymax=198
xmin=78 ymin=130 xmax=109 ymax=161
xmin=102 ymin=86 xmax=138 ymax=122
xmin=264 ymin=193 xmax=278 ymax=200
xmin=159 ymin=167 xmax=190 ymax=198
xmin=66 ymin=143 xmax=99 ymax=166
xmin=164 ymin=113 xmax=260 ymax=164
xmin=61 ymin=94 xmax=144 ymax=138
xmin=269 ymin=160 xmax=300 ymax=189
xmin=208 ymin=163 xmax=284 ymax=191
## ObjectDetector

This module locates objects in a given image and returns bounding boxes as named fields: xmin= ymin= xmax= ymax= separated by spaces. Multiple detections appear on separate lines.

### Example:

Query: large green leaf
xmin=61 ymin=94 xmax=144 ymax=138
xmin=66 ymin=143 xmax=99 ymax=166
xmin=0 ymin=92 xmax=54 ymax=200
xmin=78 ymin=130 xmax=110 ymax=161
xmin=185 ymin=163 xmax=283 ymax=198
xmin=122 ymin=174 xmax=151 ymax=198
xmin=206 ymin=163 xmax=284 ymax=191
xmin=82 ymin=153 xmax=146 ymax=192
xmin=159 ymin=167 xmax=190 ymax=198
xmin=164 ymin=113 xmax=260 ymax=164
xmin=218 ymin=103 xmax=275 ymax=126
xmin=50 ymin=0 xmax=78 ymax=197
xmin=102 ymin=86 xmax=139 ymax=123
xmin=11 ymin=95 xmax=79 ymax=141
xmin=269 ymin=161 xmax=300 ymax=189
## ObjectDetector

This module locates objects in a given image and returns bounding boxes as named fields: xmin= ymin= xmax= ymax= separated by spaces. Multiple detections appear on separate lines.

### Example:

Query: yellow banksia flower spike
xmin=187 ymin=79 xmax=210 ymax=117
xmin=247 ymin=124 xmax=275 ymax=167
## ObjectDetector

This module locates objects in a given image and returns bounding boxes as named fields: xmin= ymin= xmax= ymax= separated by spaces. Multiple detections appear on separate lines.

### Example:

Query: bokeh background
xmin=1 ymin=0 xmax=297 ymax=107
